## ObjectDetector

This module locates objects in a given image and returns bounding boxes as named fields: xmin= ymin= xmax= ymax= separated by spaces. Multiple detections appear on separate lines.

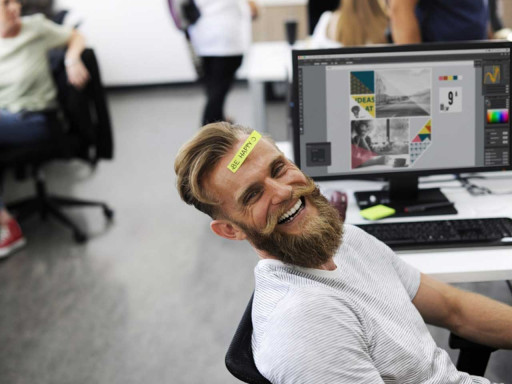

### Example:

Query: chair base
xmin=7 ymin=178 xmax=113 ymax=243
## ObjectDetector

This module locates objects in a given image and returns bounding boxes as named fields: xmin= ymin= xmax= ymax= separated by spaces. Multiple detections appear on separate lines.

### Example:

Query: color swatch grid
xmin=439 ymin=75 xmax=463 ymax=81
xmin=486 ymin=109 xmax=509 ymax=124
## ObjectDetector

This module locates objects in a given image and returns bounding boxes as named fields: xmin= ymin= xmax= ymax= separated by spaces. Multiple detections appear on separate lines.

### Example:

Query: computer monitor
xmin=292 ymin=41 xmax=511 ymax=217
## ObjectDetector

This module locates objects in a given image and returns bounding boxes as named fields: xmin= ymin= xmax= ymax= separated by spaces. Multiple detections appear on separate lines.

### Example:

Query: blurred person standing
xmin=389 ymin=0 xmax=489 ymax=44
xmin=0 ymin=0 xmax=89 ymax=257
xmin=307 ymin=0 xmax=339 ymax=34
xmin=188 ymin=0 xmax=258 ymax=126
xmin=311 ymin=0 xmax=389 ymax=47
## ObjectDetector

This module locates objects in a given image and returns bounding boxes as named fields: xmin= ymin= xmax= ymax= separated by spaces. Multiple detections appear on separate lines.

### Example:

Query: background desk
xmin=246 ymin=41 xmax=292 ymax=133
xmin=246 ymin=40 xmax=339 ymax=134
xmin=318 ymin=174 xmax=512 ymax=284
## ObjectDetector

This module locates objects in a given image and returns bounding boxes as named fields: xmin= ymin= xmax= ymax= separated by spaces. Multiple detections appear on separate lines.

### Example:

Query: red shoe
xmin=0 ymin=218 xmax=26 ymax=258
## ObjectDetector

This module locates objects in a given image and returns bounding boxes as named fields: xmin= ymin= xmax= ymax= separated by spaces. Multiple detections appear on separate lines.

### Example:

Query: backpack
xmin=168 ymin=0 xmax=201 ymax=34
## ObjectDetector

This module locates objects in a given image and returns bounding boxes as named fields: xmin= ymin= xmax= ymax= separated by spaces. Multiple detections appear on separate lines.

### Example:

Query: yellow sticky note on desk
xmin=360 ymin=205 xmax=395 ymax=221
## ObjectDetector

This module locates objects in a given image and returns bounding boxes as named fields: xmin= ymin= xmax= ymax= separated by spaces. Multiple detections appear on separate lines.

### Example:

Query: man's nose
xmin=266 ymin=178 xmax=292 ymax=205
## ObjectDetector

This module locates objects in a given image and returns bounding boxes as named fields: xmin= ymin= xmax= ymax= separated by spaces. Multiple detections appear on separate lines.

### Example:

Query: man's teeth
xmin=278 ymin=199 xmax=304 ymax=224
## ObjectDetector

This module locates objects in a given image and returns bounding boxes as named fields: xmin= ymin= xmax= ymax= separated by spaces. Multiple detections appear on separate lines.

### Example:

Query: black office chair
xmin=0 ymin=47 xmax=114 ymax=243
xmin=226 ymin=293 xmax=497 ymax=383
xmin=449 ymin=333 xmax=497 ymax=377
xmin=225 ymin=294 xmax=271 ymax=384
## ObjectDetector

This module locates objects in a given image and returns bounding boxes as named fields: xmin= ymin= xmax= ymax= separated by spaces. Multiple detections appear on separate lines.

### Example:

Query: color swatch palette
xmin=439 ymin=75 xmax=463 ymax=81
xmin=487 ymin=109 xmax=509 ymax=124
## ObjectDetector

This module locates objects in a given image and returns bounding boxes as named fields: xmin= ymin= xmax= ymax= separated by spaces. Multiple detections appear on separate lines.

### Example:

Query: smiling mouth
xmin=277 ymin=197 xmax=305 ymax=225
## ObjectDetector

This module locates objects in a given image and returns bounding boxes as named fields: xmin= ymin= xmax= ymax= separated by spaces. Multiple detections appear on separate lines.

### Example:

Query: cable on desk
xmin=455 ymin=175 xmax=493 ymax=196
xmin=454 ymin=174 xmax=512 ymax=196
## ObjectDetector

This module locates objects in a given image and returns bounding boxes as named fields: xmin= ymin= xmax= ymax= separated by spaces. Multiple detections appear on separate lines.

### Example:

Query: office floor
xmin=0 ymin=83 xmax=511 ymax=384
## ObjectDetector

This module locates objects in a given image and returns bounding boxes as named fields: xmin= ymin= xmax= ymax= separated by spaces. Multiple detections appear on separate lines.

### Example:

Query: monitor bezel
xmin=292 ymin=40 xmax=512 ymax=182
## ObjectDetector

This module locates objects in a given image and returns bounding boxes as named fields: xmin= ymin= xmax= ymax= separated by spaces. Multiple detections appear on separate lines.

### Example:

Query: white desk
xmin=317 ymin=174 xmax=512 ymax=284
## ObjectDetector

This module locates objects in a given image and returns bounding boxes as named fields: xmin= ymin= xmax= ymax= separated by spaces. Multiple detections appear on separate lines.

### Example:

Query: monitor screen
xmin=292 ymin=41 xmax=512 ymax=215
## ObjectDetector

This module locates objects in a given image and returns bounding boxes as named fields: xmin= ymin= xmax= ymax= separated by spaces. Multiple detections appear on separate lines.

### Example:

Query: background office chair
xmin=0 ymin=47 xmax=114 ymax=243
xmin=226 ymin=293 xmax=498 ymax=383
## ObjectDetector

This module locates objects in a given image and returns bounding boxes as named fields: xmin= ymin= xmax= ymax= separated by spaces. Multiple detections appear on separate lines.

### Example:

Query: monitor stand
xmin=354 ymin=176 xmax=457 ymax=218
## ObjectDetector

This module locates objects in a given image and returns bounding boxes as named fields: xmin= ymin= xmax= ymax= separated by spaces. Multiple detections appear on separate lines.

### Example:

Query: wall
xmin=502 ymin=0 xmax=512 ymax=27
xmin=54 ymin=0 xmax=308 ymax=87
xmin=252 ymin=1 xmax=308 ymax=42
xmin=55 ymin=0 xmax=196 ymax=86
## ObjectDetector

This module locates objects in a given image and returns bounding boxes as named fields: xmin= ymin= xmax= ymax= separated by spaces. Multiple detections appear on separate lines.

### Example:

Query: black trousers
xmin=201 ymin=55 xmax=243 ymax=126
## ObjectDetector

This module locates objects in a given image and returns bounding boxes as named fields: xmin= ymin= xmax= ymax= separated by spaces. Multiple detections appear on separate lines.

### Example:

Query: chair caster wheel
xmin=104 ymin=207 xmax=114 ymax=220
xmin=74 ymin=231 xmax=87 ymax=243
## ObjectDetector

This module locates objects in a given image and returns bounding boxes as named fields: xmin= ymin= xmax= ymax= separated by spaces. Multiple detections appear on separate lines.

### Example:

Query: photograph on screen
xmin=375 ymin=68 xmax=431 ymax=118
xmin=350 ymin=71 xmax=376 ymax=120
xmin=351 ymin=119 xmax=410 ymax=169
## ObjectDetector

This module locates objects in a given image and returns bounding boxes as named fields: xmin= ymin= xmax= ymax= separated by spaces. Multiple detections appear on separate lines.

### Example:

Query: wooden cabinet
xmin=252 ymin=1 xmax=308 ymax=42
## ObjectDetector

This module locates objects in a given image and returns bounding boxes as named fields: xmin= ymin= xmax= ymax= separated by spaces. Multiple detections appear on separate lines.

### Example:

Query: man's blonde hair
xmin=174 ymin=122 xmax=256 ymax=218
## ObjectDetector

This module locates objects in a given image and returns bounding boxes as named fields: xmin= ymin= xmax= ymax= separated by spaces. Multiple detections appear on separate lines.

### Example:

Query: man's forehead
xmin=207 ymin=136 xmax=280 ymax=196
xmin=224 ymin=135 xmax=278 ymax=168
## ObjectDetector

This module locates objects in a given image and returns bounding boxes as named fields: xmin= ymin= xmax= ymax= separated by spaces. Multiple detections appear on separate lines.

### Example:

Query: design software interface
xmin=296 ymin=45 xmax=511 ymax=178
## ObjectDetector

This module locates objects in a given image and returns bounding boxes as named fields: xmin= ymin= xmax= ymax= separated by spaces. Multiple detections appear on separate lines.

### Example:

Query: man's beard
xmin=233 ymin=179 xmax=344 ymax=269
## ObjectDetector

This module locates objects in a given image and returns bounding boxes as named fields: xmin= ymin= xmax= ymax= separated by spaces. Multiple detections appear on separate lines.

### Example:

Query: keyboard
xmin=356 ymin=217 xmax=512 ymax=250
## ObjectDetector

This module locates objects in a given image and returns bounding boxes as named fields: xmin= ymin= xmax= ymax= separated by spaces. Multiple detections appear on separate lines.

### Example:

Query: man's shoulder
xmin=256 ymin=285 xmax=356 ymax=327
xmin=339 ymin=223 xmax=375 ymax=250
xmin=253 ymin=286 xmax=369 ymax=382
xmin=339 ymin=223 xmax=389 ymax=251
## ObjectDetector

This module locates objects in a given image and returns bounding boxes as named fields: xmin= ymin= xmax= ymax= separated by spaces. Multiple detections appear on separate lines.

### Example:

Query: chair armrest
xmin=449 ymin=332 xmax=497 ymax=377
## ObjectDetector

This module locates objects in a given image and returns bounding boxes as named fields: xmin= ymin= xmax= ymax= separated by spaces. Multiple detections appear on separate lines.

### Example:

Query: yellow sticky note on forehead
xmin=227 ymin=130 xmax=262 ymax=173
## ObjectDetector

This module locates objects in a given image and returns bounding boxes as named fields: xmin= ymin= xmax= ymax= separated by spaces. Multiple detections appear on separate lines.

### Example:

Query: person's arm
xmin=248 ymin=1 xmax=259 ymax=20
xmin=388 ymin=0 xmax=421 ymax=44
xmin=64 ymin=29 xmax=90 ymax=89
xmin=412 ymin=273 xmax=512 ymax=349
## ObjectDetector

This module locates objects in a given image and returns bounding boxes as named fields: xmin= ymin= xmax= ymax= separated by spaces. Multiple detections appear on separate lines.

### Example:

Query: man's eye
xmin=272 ymin=163 xmax=285 ymax=177
xmin=245 ymin=190 xmax=261 ymax=204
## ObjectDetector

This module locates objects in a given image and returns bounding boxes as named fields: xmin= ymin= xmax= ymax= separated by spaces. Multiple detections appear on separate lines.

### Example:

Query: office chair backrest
xmin=50 ymin=47 xmax=114 ymax=163
xmin=225 ymin=294 xmax=272 ymax=384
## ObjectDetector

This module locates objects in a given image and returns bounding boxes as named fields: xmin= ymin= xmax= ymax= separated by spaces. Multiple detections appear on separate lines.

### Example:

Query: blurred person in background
xmin=311 ymin=0 xmax=389 ymax=47
xmin=188 ymin=0 xmax=258 ymax=126
xmin=0 ymin=0 xmax=89 ymax=257
xmin=389 ymin=0 xmax=489 ymax=44
xmin=307 ymin=0 xmax=339 ymax=34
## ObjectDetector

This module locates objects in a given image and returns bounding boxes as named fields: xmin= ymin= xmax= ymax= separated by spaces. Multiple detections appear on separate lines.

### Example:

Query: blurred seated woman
xmin=311 ymin=0 xmax=389 ymax=47
xmin=0 ymin=0 xmax=89 ymax=257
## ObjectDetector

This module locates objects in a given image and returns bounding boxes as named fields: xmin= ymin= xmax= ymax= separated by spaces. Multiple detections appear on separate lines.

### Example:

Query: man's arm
xmin=413 ymin=273 xmax=512 ymax=349
xmin=388 ymin=0 xmax=421 ymax=44
xmin=64 ymin=29 xmax=90 ymax=89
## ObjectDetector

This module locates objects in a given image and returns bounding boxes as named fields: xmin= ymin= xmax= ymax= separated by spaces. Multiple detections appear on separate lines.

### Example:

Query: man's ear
xmin=210 ymin=219 xmax=247 ymax=241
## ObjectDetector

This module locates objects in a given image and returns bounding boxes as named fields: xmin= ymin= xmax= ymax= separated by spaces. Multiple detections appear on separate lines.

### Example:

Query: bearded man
xmin=174 ymin=122 xmax=512 ymax=383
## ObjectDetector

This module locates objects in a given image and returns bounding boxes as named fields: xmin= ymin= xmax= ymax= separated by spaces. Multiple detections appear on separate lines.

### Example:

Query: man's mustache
xmin=261 ymin=180 xmax=317 ymax=235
